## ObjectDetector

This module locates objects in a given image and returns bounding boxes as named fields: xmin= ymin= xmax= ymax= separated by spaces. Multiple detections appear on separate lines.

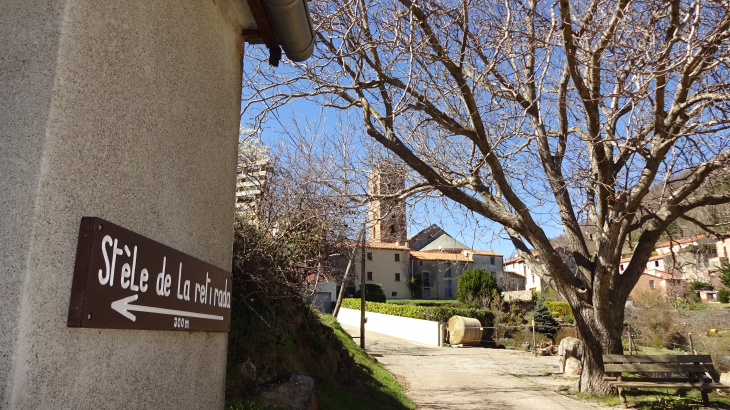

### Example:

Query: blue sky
xmin=242 ymin=96 xmax=566 ymax=258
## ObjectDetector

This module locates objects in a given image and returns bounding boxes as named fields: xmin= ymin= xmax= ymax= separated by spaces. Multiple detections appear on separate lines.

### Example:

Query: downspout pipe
xmin=261 ymin=0 xmax=315 ymax=62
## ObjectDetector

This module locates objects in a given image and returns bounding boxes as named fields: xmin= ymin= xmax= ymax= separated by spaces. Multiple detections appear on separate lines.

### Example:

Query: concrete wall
xmin=338 ymin=308 xmax=441 ymax=346
xmin=0 ymin=0 xmax=249 ymax=408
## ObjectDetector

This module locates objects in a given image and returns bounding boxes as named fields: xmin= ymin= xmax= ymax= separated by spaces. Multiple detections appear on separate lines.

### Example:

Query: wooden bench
xmin=603 ymin=354 xmax=730 ymax=408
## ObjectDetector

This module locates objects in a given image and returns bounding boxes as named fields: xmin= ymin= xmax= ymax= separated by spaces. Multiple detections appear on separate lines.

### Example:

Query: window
xmin=444 ymin=281 xmax=452 ymax=297
xmin=390 ymin=225 xmax=395 ymax=234
xmin=422 ymin=272 xmax=431 ymax=287
xmin=649 ymin=280 xmax=655 ymax=289
xmin=654 ymin=261 xmax=659 ymax=267
xmin=419 ymin=261 xmax=423 ymax=266
xmin=367 ymin=252 xmax=372 ymax=260
xmin=725 ymin=246 xmax=728 ymax=259
xmin=619 ymin=265 xmax=624 ymax=271
xmin=394 ymin=253 xmax=400 ymax=262
xmin=490 ymin=257 xmax=495 ymax=265
xmin=532 ymin=274 xmax=535 ymax=283
xmin=395 ymin=272 xmax=401 ymax=281
xmin=367 ymin=272 xmax=372 ymax=281
xmin=392 ymin=292 xmax=397 ymax=297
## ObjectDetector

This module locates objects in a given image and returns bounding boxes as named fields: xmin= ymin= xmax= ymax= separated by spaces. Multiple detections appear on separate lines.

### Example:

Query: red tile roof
xmin=469 ymin=250 xmax=503 ymax=256
xmin=655 ymin=234 xmax=710 ymax=249
xmin=303 ymin=273 xmax=335 ymax=284
xmin=504 ymin=269 xmax=526 ymax=277
xmin=410 ymin=251 xmax=473 ymax=262
xmin=621 ymin=254 xmax=668 ymax=263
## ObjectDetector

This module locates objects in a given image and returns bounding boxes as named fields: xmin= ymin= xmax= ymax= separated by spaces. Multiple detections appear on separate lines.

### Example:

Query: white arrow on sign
xmin=111 ymin=294 xmax=224 ymax=322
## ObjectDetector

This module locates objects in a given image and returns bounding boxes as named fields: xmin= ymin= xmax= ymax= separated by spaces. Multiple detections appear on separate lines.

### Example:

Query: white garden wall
xmin=338 ymin=308 xmax=441 ymax=346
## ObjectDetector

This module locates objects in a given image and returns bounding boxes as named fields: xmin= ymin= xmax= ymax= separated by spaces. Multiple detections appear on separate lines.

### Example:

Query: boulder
xmin=259 ymin=374 xmax=315 ymax=410
xmin=559 ymin=337 xmax=584 ymax=374
xmin=564 ymin=357 xmax=582 ymax=376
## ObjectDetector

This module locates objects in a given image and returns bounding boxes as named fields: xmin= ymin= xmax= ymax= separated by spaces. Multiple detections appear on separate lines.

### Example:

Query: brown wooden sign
xmin=68 ymin=217 xmax=231 ymax=332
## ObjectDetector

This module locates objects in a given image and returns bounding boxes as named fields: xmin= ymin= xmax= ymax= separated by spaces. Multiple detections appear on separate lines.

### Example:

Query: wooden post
xmin=332 ymin=227 xmax=364 ymax=317
xmin=628 ymin=329 xmax=633 ymax=355
xmin=688 ymin=332 xmax=696 ymax=354
xmin=617 ymin=374 xmax=627 ymax=409
xmin=532 ymin=317 xmax=537 ymax=356
xmin=360 ymin=228 xmax=366 ymax=349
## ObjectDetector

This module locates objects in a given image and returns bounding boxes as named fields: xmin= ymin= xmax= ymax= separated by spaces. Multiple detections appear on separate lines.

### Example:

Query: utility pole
xmin=360 ymin=223 xmax=367 ymax=349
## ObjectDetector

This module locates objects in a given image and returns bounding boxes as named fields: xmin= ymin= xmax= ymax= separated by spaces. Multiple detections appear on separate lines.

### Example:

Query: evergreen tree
xmin=533 ymin=298 xmax=561 ymax=340
xmin=720 ymin=262 xmax=730 ymax=289
xmin=718 ymin=288 xmax=729 ymax=304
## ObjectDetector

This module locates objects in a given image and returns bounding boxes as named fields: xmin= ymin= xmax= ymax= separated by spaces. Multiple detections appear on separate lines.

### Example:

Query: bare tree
xmin=242 ymin=0 xmax=730 ymax=394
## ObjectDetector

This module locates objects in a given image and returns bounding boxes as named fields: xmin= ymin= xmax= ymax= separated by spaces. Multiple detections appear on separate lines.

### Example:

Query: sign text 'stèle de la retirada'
xmin=68 ymin=218 xmax=232 ymax=332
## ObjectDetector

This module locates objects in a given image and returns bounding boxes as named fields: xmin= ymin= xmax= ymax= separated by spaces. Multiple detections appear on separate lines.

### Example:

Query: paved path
xmin=341 ymin=324 xmax=598 ymax=410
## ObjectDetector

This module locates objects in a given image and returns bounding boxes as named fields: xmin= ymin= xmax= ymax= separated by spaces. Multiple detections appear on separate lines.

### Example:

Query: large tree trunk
xmin=573 ymin=302 xmax=625 ymax=395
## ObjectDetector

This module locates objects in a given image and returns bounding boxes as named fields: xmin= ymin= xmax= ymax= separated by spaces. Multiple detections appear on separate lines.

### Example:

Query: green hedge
xmin=341 ymin=299 xmax=494 ymax=338
xmin=544 ymin=301 xmax=572 ymax=318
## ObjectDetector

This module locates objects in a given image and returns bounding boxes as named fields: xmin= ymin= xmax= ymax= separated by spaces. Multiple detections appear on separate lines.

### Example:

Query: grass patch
xmin=318 ymin=314 xmax=416 ymax=410
xmin=560 ymin=388 xmax=730 ymax=409
xmin=626 ymin=389 xmax=730 ymax=409
xmin=704 ymin=302 xmax=730 ymax=310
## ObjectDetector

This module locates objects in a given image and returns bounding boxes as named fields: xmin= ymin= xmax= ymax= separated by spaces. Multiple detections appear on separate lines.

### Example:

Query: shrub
xmin=340 ymin=299 xmax=495 ymax=339
xmin=562 ymin=314 xmax=575 ymax=324
xmin=626 ymin=290 xmax=684 ymax=349
xmin=544 ymin=301 xmax=572 ymax=318
xmin=354 ymin=283 xmax=387 ymax=303
xmin=533 ymin=298 xmax=561 ymax=340
xmin=554 ymin=327 xmax=576 ymax=345
xmin=456 ymin=268 xmax=498 ymax=304
xmin=718 ymin=288 xmax=730 ymax=303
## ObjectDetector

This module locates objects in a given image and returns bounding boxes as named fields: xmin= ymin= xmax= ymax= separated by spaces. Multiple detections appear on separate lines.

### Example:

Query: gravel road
xmin=341 ymin=324 xmax=600 ymax=410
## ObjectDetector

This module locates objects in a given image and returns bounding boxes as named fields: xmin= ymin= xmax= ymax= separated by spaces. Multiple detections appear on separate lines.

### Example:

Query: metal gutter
xmin=244 ymin=0 xmax=315 ymax=66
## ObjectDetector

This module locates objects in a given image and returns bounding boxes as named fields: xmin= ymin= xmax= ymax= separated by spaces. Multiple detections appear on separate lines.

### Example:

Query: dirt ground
xmin=341 ymin=324 xmax=603 ymax=410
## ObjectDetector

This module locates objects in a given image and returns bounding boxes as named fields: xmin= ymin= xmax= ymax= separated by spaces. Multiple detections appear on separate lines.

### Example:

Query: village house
xmin=503 ymin=247 xmax=576 ymax=293
xmin=710 ymin=233 xmax=730 ymax=275
xmin=410 ymin=250 xmax=471 ymax=300
xmin=627 ymin=269 xmax=684 ymax=298
xmin=409 ymin=228 xmax=506 ymax=299
xmin=332 ymin=234 xmax=504 ymax=301
xmin=620 ymin=233 xmax=723 ymax=296
xmin=304 ymin=273 xmax=338 ymax=313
